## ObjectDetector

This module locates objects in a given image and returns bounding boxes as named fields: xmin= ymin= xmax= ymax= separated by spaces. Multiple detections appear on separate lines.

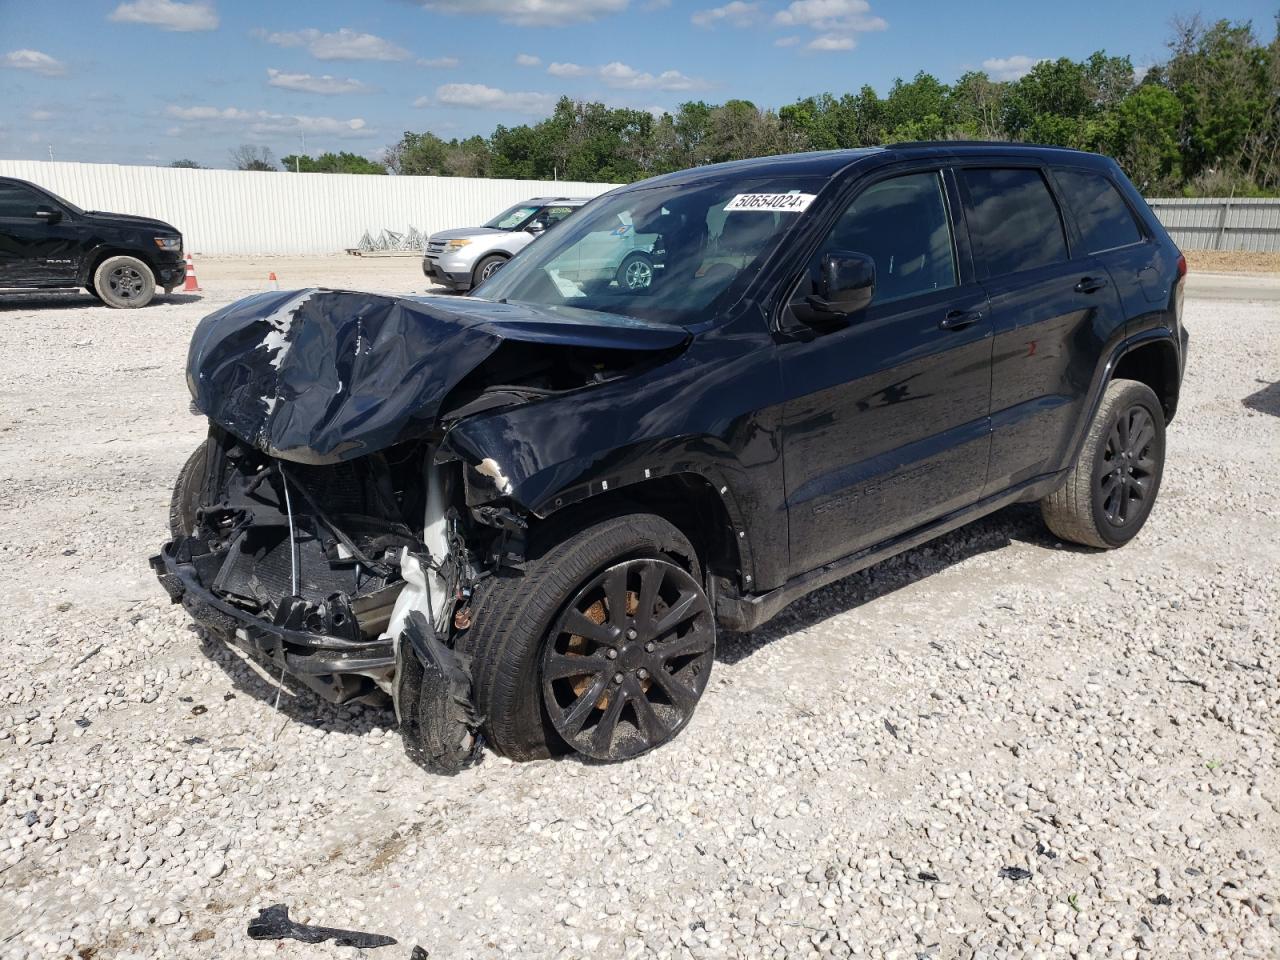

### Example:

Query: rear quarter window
xmin=961 ymin=168 xmax=1069 ymax=277
xmin=1054 ymin=168 xmax=1143 ymax=253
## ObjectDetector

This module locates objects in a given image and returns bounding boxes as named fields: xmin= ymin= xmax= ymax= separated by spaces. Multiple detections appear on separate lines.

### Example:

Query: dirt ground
xmin=0 ymin=259 xmax=1278 ymax=960
xmin=1185 ymin=250 xmax=1280 ymax=274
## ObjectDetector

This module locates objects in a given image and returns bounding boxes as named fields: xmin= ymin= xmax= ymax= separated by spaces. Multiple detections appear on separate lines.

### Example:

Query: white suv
xmin=423 ymin=197 xmax=589 ymax=292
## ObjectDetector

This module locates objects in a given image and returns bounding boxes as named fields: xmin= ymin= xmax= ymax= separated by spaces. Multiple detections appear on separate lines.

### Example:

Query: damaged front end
xmin=152 ymin=287 xmax=687 ymax=771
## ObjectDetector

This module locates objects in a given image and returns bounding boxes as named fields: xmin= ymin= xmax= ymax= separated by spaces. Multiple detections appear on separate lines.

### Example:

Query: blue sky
xmin=0 ymin=0 xmax=1274 ymax=169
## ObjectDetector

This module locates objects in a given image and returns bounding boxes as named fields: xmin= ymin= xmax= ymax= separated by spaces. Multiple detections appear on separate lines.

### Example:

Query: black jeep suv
xmin=0 ymin=176 xmax=184 ymax=307
xmin=153 ymin=143 xmax=1187 ymax=770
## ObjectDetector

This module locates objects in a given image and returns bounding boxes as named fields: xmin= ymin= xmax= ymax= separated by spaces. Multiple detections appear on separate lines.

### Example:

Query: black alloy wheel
xmin=1097 ymin=403 xmax=1159 ymax=528
xmin=541 ymin=558 xmax=714 ymax=761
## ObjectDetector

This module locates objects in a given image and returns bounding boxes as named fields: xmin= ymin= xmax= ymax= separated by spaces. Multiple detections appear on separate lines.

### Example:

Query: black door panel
xmin=782 ymin=292 xmax=992 ymax=570
xmin=981 ymin=259 xmax=1125 ymax=493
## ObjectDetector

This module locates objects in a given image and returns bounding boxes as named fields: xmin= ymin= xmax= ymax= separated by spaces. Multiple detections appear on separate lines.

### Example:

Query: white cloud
xmin=416 ymin=0 xmax=628 ymax=26
xmin=548 ymin=61 xmax=590 ymax=77
xmin=691 ymin=1 xmax=759 ymax=27
xmin=259 ymin=27 xmax=410 ymax=61
xmin=773 ymin=0 xmax=885 ymax=30
xmin=981 ymin=54 xmax=1043 ymax=81
xmin=774 ymin=35 xmax=800 ymax=46
xmin=29 ymin=110 xmax=55 ymax=122
xmin=808 ymin=33 xmax=854 ymax=50
xmin=2 ymin=49 xmax=67 ymax=76
xmin=109 ymin=0 xmax=218 ymax=31
xmin=163 ymin=104 xmax=372 ymax=137
xmin=546 ymin=60 xmax=703 ymax=91
xmin=429 ymin=83 xmax=557 ymax=114
xmin=267 ymin=68 xmax=372 ymax=94
xmin=515 ymin=53 xmax=542 ymax=66
xmin=418 ymin=56 xmax=460 ymax=68
xmin=599 ymin=61 xmax=702 ymax=91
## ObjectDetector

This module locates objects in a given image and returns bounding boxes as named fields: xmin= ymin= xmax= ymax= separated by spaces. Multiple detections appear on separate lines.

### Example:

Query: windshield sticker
xmin=724 ymin=192 xmax=816 ymax=213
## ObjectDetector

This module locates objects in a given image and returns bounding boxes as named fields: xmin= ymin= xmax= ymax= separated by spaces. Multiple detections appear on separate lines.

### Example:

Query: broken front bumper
xmin=151 ymin=539 xmax=395 ymax=703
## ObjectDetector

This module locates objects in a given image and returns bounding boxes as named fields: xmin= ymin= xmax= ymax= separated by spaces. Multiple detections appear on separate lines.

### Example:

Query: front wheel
xmin=472 ymin=254 xmax=508 ymax=288
xmin=1040 ymin=378 xmax=1166 ymax=548
xmin=93 ymin=255 xmax=156 ymax=308
xmin=616 ymin=252 xmax=654 ymax=291
xmin=458 ymin=513 xmax=715 ymax=762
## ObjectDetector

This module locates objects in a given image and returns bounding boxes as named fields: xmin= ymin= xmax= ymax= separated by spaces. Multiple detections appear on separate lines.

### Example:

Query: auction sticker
xmin=724 ymin=192 xmax=816 ymax=213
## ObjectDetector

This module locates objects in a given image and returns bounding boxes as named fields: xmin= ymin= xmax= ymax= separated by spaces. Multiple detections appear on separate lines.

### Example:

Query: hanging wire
xmin=280 ymin=466 xmax=300 ymax=597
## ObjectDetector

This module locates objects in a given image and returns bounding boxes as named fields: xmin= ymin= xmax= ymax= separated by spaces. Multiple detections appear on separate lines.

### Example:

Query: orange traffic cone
xmin=183 ymin=254 xmax=201 ymax=292
xmin=268 ymin=271 xmax=279 ymax=291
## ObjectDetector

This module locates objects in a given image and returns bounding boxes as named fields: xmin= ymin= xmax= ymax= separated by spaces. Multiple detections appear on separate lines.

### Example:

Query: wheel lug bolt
xmin=637 ymin=668 xmax=649 ymax=680
xmin=645 ymin=641 xmax=655 ymax=653
xmin=613 ymin=672 xmax=624 ymax=684
xmin=606 ymin=648 xmax=618 ymax=659
xmin=626 ymin=628 xmax=638 ymax=640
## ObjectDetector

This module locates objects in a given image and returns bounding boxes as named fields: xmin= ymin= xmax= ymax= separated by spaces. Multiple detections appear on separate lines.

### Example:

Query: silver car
xmin=422 ymin=197 xmax=589 ymax=292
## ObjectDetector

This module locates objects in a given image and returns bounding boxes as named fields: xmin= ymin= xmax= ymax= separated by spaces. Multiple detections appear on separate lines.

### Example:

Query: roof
xmin=629 ymin=142 xmax=1112 ymax=190
xmin=524 ymin=196 xmax=592 ymax=205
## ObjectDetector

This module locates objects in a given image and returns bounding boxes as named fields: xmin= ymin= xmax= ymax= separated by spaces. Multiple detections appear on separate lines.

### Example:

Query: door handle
xmin=940 ymin=308 xmax=983 ymax=331
xmin=1074 ymin=276 xmax=1109 ymax=294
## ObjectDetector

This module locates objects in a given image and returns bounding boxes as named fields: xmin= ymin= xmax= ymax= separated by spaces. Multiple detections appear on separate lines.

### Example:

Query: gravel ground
xmin=1 ymin=258 xmax=1277 ymax=960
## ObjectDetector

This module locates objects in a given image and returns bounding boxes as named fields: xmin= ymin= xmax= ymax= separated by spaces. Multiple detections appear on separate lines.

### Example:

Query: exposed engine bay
xmin=153 ymin=286 xmax=691 ymax=772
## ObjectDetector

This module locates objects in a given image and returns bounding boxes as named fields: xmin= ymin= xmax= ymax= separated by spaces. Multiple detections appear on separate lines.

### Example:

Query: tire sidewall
xmin=464 ymin=512 xmax=705 ymax=760
xmin=472 ymin=255 xmax=507 ymax=288
xmin=1088 ymin=382 xmax=1166 ymax=547
xmin=94 ymin=255 xmax=156 ymax=308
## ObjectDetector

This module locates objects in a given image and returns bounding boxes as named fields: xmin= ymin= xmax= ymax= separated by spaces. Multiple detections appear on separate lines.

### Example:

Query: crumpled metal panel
xmin=186 ymin=288 xmax=687 ymax=465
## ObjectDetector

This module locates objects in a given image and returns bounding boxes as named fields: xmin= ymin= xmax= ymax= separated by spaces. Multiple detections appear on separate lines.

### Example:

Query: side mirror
xmin=35 ymin=205 xmax=62 ymax=224
xmin=802 ymin=251 xmax=875 ymax=320
xmin=526 ymin=221 xmax=545 ymax=235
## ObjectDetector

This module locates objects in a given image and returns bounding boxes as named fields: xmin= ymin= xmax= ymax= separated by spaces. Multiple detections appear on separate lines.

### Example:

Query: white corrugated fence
xmin=0 ymin=160 xmax=617 ymax=255
xmin=1144 ymin=197 xmax=1280 ymax=252
xmin=2 ymin=161 xmax=1278 ymax=255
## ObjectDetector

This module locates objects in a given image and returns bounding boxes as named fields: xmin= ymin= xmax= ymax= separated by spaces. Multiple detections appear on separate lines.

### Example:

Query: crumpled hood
xmin=187 ymin=288 xmax=688 ymax=465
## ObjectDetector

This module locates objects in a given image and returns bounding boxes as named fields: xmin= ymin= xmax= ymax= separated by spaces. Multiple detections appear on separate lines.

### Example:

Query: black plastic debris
xmin=395 ymin=611 xmax=483 ymax=774
xmin=883 ymin=718 xmax=899 ymax=739
xmin=1034 ymin=841 xmax=1057 ymax=859
xmin=190 ymin=705 xmax=207 ymax=716
xmin=247 ymin=904 xmax=397 ymax=949
xmin=999 ymin=866 xmax=1033 ymax=881
xmin=916 ymin=871 xmax=939 ymax=883
xmin=1150 ymin=893 xmax=1173 ymax=906
xmin=410 ymin=947 xmax=429 ymax=960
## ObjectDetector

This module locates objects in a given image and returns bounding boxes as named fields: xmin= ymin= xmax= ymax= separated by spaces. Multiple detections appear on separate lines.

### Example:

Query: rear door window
xmin=961 ymin=168 xmax=1069 ymax=277
xmin=1054 ymin=168 xmax=1143 ymax=253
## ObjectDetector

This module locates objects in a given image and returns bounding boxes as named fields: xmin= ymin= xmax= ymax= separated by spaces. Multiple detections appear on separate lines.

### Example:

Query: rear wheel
xmin=1040 ymin=378 xmax=1166 ymax=548
xmin=459 ymin=513 xmax=715 ymax=762
xmin=93 ymin=255 xmax=155 ymax=308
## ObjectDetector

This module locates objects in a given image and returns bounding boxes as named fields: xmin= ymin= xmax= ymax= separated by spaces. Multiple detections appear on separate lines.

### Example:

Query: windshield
xmin=474 ymin=176 xmax=826 ymax=326
xmin=484 ymin=204 xmax=540 ymax=230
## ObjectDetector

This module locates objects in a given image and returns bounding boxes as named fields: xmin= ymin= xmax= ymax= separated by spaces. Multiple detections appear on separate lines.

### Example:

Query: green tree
xmin=280 ymin=151 xmax=386 ymax=174
xmin=169 ymin=158 xmax=203 ymax=168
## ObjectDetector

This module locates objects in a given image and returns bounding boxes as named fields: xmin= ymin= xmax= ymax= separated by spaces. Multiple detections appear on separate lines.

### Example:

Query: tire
xmin=1040 ymin=378 xmax=1166 ymax=549
xmin=458 ymin=512 xmax=714 ymax=762
xmin=93 ymin=255 xmax=155 ymax=308
xmin=616 ymin=252 xmax=654 ymax=291
xmin=85 ymin=285 xmax=104 ymax=303
xmin=472 ymin=254 xmax=508 ymax=289
xmin=169 ymin=443 xmax=208 ymax=539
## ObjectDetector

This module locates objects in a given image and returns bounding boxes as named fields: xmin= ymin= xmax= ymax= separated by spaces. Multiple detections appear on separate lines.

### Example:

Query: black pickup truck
xmin=0 ymin=175 xmax=184 ymax=307
xmin=153 ymin=142 xmax=1187 ymax=770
